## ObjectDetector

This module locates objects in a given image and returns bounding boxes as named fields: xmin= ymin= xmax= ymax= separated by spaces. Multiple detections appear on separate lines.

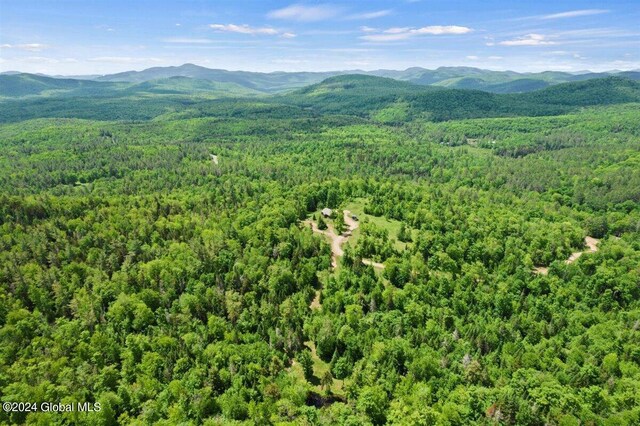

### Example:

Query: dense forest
xmin=0 ymin=73 xmax=639 ymax=425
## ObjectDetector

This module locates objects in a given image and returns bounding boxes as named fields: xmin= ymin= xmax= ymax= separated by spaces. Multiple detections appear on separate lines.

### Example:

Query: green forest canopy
xmin=0 ymin=74 xmax=639 ymax=425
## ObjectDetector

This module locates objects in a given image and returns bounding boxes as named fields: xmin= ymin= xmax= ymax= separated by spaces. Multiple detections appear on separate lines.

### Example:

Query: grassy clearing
xmin=289 ymin=341 xmax=346 ymax=396
xmin=343 ymin=198 xmax=409 ymax=252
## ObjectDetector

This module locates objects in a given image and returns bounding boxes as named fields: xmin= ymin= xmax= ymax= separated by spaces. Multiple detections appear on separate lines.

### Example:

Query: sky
xmin=1 ymin=0 xmax=639 ymax=75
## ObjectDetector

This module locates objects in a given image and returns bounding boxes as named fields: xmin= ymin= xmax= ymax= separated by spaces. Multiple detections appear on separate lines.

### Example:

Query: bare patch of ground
xmin=310 ymin=290 xmax=321 ymax=311
xmin=304 ymin=209 xmax=383 ymax=270
xmin=534 ymin=236 xmax=600 ymax=275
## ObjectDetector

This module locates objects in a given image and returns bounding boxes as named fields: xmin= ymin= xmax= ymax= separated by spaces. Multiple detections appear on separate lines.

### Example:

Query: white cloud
xmin=361 ymin=34 xmax=408 ymax=42
xmin=210 ymin=24 xmax=279 ymax=35
xmin=466 ymin=55 xmax=479 ymax=60
xmin=413 ymin=26 xmax=471 ymax=35
xmin=360 ymin=25 xmax=472 ymax=42
xmin=384 ymin=27 xmax=411 ymax=34
xmin=360 ymin=26 xmax=377 ymax=33
xmin=348 ymin=10 xmax=392 ymax=20
xmin=267 ymin=4 xmax=341 ymax=22
xmin=498 ymin=34 xmax=555 ymax=46
xmin=209 ymin=24 xmax=296 ymax=38
xmin=488 ymin=56 xmax=503 ymax=60
xmin=542 ymin=9 xmax=609 ymax=20
xmin=1 ymin=43 xmax=49 ymax=51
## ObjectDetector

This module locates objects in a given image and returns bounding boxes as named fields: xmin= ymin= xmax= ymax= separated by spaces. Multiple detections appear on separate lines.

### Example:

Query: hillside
xmin=122 ymin=76 xmax=262 ymax=97
xmin=280 ymin=74 xmax=486 ymax=120
xmin=433 ymin=77 xmax=551 ymax=93
xmin=93 ymin=64 xmax=640 ymax=94
xmin=12 ymin=64 xmax=640 ymax=95
xmin=514 ymin=76 xmax=640 ymax=106
xmin=2 ymin=73 xmax=639 ymax=124
xmin=0 ymin=74 xmax=123 ymax=98
xmin=0 ymin=73 xmax=263 ymax=99
xmin=279 ymin=74 xmax=640 ymax=122
xmin=97 ymin=63 xmax=342 ymax=93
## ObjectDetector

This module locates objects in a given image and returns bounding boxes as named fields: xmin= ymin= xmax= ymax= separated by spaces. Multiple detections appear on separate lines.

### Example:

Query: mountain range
xmin=2 ymin=63 xmax=640 ymax=97
xmin=2 ymin=69 xmax=640 ymax=124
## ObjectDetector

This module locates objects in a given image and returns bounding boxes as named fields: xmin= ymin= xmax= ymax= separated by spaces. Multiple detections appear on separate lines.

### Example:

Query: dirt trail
xmin=362 ymin=258 xmax=385 ymax=269
xmin=304 ymin=209 xmax=384 ymax=270
xmin=534 ymin=236 xmax=600 ymax=275
xmin=309 ymin=291 xmax=322 ymax=310
xmin=565 ymin=236 xmax=599 ymax=264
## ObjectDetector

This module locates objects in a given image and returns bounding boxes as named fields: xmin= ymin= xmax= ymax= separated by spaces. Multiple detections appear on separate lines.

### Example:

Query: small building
xmin=321 ymin=208 xmax=333 ymax=218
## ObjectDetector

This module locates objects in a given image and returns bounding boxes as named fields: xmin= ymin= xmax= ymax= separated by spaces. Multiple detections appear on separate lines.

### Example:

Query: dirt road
xmin=304 ymin=209 xmax=384 ymax=270
xmin=305 ymin=210 xmax=384 ymax=311
xmin=565 ymin=236 xmax=599 ymax=264
xmin=535 ymin=236 xmax=600 ymax=274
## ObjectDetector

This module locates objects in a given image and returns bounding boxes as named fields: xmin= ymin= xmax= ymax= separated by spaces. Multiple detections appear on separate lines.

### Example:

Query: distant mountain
xmin=0 ymin=74 xmax=121 ymax=98
xmin=618 ymin=71 xmax=640 ymax=80
xmin=93 ymin=64 xmax=640 ymax=94
xmin=368 ymin=67 xmax=640 ymax=93
xmin=2 ymin=71 xmax=639 ymax=123
xmin=0 ymin=73 xmax=262 ymax=98
xmin=121 ymin=76 xmax=262 ymax=96
xmin=429 ymin=77 xmax=551 ymax=94
xmin=7 ymin=64 xmax=640 ymax=95
xmin=280 ymin=74 xmax=640 ymax=121
xmin=96 ymin=63 xmax=342 ymax=93
xmin=514 ymin=76 xmax=640 ymax=107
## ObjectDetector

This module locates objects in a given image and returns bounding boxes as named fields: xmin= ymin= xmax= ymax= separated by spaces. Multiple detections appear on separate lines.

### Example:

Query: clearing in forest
xmin=534 ymin=236 xmax=600 ymax=275
xmin=304 ymin=209 xmax=384 ymax=270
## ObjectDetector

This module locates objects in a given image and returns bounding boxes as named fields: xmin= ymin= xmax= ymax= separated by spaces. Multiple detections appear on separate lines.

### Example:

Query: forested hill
xmin=1 ymin=72 xmax=639 ymax=123
xmin=95 ymin=63 xmax=342 ymax=93
xmin=5 ymin=65 xmax=640 ymax=95
xmin=508 ymin=76 xmax=640 ymax=106
xmin=15 ymin=63 xmax=639 ymax=93
xmin=279 ymin=75 xmax=640 ymax=122
xmin=0 ymin=73 xmax=124 ymax=98
xmin=0 ymin=73 xmax=263 ymax=99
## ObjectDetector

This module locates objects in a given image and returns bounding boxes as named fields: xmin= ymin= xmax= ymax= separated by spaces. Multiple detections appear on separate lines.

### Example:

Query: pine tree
xmin=318 ymin=215 xmax=328 ymax=230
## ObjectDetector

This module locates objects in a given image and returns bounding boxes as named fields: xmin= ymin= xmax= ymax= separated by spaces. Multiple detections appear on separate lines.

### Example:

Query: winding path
xmin=304 ymin=210 xmax=385 ymax=270
xmin=565 ymin=236 xmax=599 ymax=264
xmin=305 ymin=210 xmax=384 ymax=310
xmin=534 ymin=236 xmax=600 ymax=275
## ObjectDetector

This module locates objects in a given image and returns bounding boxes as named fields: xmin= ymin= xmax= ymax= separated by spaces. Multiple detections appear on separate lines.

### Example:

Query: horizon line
xmin=2 ymin=62 xmax=639 ymax=78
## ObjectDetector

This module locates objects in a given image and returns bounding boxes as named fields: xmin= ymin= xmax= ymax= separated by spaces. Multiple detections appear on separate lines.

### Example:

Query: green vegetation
xmin=4 ymin=72 xmax=640 ymax=124
xmin=7 ymin=64 xmax=638 ymax=95
xmin=0 ymin=72 xmax=639 ymax=425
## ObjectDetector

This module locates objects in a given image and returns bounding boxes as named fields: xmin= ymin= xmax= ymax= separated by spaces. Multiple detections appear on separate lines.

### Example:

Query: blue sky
xmin=1 ymin=0 xmax=638 ymax=75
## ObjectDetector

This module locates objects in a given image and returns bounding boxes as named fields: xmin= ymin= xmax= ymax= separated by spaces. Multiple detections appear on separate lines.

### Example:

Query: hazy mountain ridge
xmin=278 ymin=74 xmax=640 ymax=122
xmin=4 ymin=64 xmax=640 ymax=95
xmin=0 ymin=73 xmax=263 ymax=99
xmin=3 ymin=71 xmax=639 ymax=124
